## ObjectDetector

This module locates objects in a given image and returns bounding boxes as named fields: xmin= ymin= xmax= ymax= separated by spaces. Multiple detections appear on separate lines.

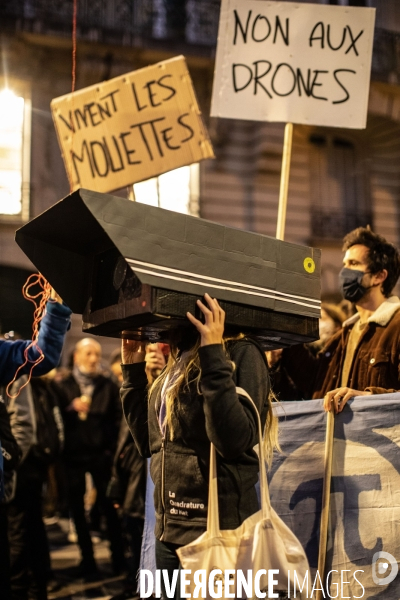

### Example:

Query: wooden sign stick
xmin=276 ymin=122 xmax=293 ymax=241
xmin=316 ymin=407 xmax=335 ymax=600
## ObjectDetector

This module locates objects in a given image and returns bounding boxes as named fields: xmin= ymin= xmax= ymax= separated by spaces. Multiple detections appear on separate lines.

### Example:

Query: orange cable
xmin=6 ymin=275 xmax=54 ymax=399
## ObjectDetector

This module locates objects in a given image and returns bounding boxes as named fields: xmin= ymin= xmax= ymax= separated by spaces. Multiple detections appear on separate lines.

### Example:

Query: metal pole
xmin=276 ymin=122 xmax=293 ymax=240
xmin=316 ymin=407 xmax=335 ymax=600
xmin=127 ymin=186 xmax=135 ymax=201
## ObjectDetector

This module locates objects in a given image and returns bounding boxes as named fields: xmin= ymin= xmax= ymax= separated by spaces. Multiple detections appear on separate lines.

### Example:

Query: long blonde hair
xmin=149 ymin=335 xmax=280 ymax=465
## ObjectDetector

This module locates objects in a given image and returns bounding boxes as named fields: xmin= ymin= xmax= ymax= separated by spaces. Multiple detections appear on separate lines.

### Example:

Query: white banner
xmin=211 ymin=0 xmax=375 ymax=129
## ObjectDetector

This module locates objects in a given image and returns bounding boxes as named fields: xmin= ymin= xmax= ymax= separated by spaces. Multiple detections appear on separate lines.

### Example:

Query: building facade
xmin=0 ymin=0 xmax=399 ymax=357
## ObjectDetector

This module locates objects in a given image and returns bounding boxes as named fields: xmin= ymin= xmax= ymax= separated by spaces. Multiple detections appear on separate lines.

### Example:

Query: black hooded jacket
xmin=107 ymin=417 xmax=146 ymax=518
xmin=121 ymin=338 xmax=270 ymax=546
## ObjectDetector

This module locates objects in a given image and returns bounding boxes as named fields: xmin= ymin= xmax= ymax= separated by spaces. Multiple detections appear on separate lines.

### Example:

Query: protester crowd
xmin=1 ymin=226 xmax=400 ymax=600
xmin=0 ymin=320 xmax=164 ymax=600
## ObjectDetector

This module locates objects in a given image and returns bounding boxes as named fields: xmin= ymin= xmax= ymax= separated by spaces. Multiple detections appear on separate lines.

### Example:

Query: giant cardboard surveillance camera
xmin=16 ymin=189 xmax=321 ymax=349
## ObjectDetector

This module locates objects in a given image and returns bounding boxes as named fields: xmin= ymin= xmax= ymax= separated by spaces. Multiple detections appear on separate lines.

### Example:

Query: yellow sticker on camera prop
xmin=304 ymin=257 xmax=316 ymax=274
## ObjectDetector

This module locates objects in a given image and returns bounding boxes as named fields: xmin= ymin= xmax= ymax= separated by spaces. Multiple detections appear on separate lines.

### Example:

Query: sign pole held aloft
xmin=276 ymin=122 xmax=293 ymax=241
xmin=315 ymin=407 xmax=335 ymax=600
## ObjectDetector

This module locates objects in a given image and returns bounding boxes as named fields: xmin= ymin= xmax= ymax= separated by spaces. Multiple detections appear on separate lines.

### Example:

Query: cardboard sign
xmin=211 ymin=0 xmax=375 ymax=129
xmin=51 ymin=56 xmax=214 ymax=193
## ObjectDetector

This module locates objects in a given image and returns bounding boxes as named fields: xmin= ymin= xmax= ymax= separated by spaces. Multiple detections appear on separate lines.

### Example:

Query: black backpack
xmin=30 ymin=379 xmax=63 ymax=464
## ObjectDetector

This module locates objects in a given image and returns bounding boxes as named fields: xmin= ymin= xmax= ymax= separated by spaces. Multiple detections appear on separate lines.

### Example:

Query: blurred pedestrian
xmin=0 ymin=395 xmax=21 ymax=600
xmin=0 ymin=294 xmax=71 ymax=599
xmin=7 ymin=374 xmax=63 ymax=600
xmin=267 ymin=303 xmax=346 ymax=400
xmin=107 ymin=345 xmax=167 ymax=600
xmin=309 ymin=303 xmax=346 ymax=354
xmin=52 ymin=338 xmax=124 ymax=578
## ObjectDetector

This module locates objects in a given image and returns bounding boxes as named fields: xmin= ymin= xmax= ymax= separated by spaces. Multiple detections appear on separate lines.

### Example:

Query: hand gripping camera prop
xmin=16 ymin=189 xmax=321 ymax=348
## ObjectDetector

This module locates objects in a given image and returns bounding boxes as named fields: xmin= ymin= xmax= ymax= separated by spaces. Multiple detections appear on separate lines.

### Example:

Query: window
xmin=152 ymin=0 xmax=187 ymax=39
xmin=0 ymin=82 xmax=31 ymax=220
xmin=309 ymin=133 xmax=371 ymax=239
xmin=151 ymin=0 xmax=218 ymax=45
xmin=133 ymin=163 xmax=200 ymax=216
xmin=326 ymin=0 xmax=370 ymax=5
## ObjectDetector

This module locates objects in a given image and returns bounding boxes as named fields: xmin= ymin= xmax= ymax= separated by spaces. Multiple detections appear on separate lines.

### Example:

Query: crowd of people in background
xmin=0 ymin=318 xmax=168 ymax=600
xmin=1 ymin=226 xmax=400 ymax=600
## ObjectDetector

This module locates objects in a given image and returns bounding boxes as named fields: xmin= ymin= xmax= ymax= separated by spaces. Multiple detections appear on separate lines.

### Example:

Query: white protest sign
xmin=51 ymin=56 xmax=214 ymax=193
xmin=211 ymin=0 xmax=375 ymax=129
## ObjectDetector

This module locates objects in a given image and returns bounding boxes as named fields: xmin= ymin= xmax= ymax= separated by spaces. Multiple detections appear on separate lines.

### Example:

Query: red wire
xmin=70 ymin=0 xmax=78 ymax=193
xmin=72 ymin=0 xmax=78 ymax=94
xmin=6 ymin=275 xmax=54 ymax=399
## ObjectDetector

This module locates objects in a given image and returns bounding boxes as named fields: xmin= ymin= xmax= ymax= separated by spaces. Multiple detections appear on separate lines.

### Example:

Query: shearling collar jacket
xmin=282 ymin=296 xmax=400 ymax=398
xmin=343 ymin=296 xmax=400 ymax=328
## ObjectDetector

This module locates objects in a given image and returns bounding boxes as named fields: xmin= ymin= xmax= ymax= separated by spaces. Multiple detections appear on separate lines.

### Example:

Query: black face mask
xmin=339 ymin=268 xmax=371 ymax=303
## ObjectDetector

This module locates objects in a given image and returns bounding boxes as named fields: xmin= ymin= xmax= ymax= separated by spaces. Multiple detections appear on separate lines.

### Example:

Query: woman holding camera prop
xmin=121 ymin=293 xmax=278 ymax=600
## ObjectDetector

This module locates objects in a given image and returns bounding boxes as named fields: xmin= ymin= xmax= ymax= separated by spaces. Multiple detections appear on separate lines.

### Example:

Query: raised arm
xmin=187 ymin=293 xmax=269 ymax=460
xmin=0 ymin=301 xmax=71 ymax=386
xmin=120 ymin=340 xmax=151 ymax=458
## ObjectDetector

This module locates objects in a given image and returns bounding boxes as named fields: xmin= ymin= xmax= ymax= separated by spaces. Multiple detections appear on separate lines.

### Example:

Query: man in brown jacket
xmin=277 ymin=227 xmax=400 ymax=413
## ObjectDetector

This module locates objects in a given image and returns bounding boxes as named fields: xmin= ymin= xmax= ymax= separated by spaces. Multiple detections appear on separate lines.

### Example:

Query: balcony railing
xmin=1 ymin=2 xmax=400 ymax=81
xmin=0 ymin=0 xmax=220 ymax=49
xmin=371 ymin=28 xmax=400 ymax=85
xmin=311 ymin=210 xmax=373 ymax=241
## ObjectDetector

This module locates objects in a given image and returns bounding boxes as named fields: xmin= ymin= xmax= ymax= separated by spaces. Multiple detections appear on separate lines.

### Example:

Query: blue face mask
xmin=339 ymin=268 xmax=370 ymax=303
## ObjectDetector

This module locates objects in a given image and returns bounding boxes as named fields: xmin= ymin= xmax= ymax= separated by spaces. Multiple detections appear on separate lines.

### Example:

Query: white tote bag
xmin=177 ymin=388 xmax=310 ymax=600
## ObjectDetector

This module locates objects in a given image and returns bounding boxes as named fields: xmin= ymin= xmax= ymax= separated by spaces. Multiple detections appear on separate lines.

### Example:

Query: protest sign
xmin=211 ymin=0 xmax=375 ymax=129
xmin=51 ymin=56 xmax=214 ymax=193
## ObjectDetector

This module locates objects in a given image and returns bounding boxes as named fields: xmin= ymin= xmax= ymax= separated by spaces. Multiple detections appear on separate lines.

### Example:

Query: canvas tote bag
xmin=177 ymin=388 xmax=310 ymax=599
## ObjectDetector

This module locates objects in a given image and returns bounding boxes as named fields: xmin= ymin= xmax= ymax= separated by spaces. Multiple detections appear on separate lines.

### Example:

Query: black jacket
xmin=0 ymin=398 xmax=21 ymax=474
xmin=52 ymin=373 xmax=121 ymax=463
xmin=0 ymin=395 xmax=21 ymax=501
xmin=107 ymin=418 xmax=146 ymax=518
xmin=121 ymin=339 xmax=270 ymax=545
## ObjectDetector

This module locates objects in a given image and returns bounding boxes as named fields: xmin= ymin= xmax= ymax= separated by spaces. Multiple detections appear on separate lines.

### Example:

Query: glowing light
xmin=134 ymin=165 xmax=198 ymax=215
xmin=134 ymin=177 xmax=159 ymax=208
xmin=0 ymin=88 xmax=25 ymax=215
